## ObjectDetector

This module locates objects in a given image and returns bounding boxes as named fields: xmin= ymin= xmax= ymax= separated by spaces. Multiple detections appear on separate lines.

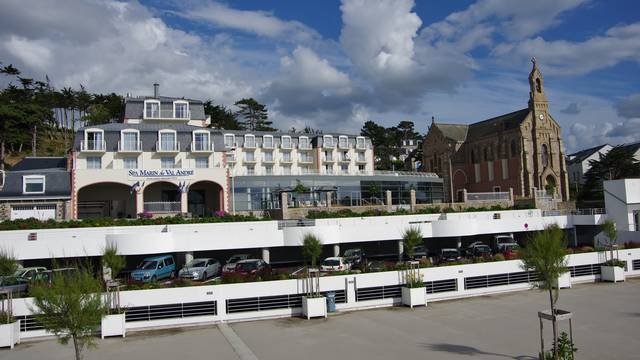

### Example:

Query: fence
xmin=466 ymin=191 xmax=510 ymax=201
xmin=143 ymin=201 xmax=181 ymax=213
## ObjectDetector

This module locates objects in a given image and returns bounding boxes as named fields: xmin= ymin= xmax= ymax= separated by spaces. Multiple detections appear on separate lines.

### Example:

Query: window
xmin=358 ymin=164 xmax=365 ymax=172
xmin=282 ymin=152 xmax=291 ymax=162
xmin=501 ymin=159 xmax=509 ymax=180
xmin=264 ymin=165 xmax=273 ymax=175
xmin=123 ymin=157 xmax=138 ymax=169
xmin=195 ymin=157 xmax=209 ymax=168
xmin=324 ymin=164 xmax=333 ymax=174
xmin=356 ymin=136 xmax=366 ymax=149
xmin=245 ymin=151 xmax=255 ymax=162
xmin=246 ymin=166 xmax=255 ymax=175
xmin=193 ymin=131 xmax=210 ymax=151
xmin=282 ymin=165 xmax=291 ymax=175
xmin=144 ymin=100 xmax=160 ymax=118
xmin=338 ymin=136 xmax=348 ymax=149
xmin=357 ymin=153 xmax=366 ymax=162
xmin=541 ymin=144 xmax=549 ymax=167
xmin=474 ymin=164 xmax=481 ymax=183
xmin=298 ymin=136 xmax=310 ymax=149
xmin=487 ymin=161 xmax=494 ymax=181
xmin=341 ymin=164 xmax=349 ymax=174
xmin=301 ymin=166 xmax=311 ymax=174
xmin=263 ymin=151 xmax=274 ymax=162
xmin=87 ymin=156 xmax=102 ymax=169
xmin=120 ymin=130 xmax=139 ymax=151
xmin=225 ymin=152 xmax=236 ymax=163
xmin=23 ymin=175 xmax=45 ymax=194
xmin=323 ymin=135 xmax=334 ymax=148
xmin=224 ymin=134 xmax=235 ymax=148
xmin=159 ymin=130 xmax=177 ymax=151
xmin=161 ymin=157 xmax=175 ymax=169
xmin=324 ymin=151 xmax=333 ymax=161
xmin=493 ymin=186 xmax=501 ymax=192
xmin=173 ymin=101 xmax=189 ymax=119
xmin=341 ymin=151 xmax=349 ymax=161
xmin=281 ymin=136 xmax=292 ymax=149
xmin=262 ymin=135 xmax=274 ymax=149
xmin=244 ymin=134 xmax=256 ymax=148
xmin=300 ymin=153 xmax=312 ymax=163
xmin=84 ymin=130 xmax=104 ymax=151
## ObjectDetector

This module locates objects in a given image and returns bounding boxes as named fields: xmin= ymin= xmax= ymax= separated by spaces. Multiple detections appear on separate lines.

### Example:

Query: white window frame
xmin=224 ymin=134 xmax=236 ymax=148
xmin=123 ymin=157 xmax=138 ymax=169
xmin=173 ymin=100 xmax=189 ymax=119
xmin=23 ymin=175 xmax=45 ymax=194
xmin=262 ymin=135 xmax=274 ymax=149
xmin=195 ymin=156 xmax=209 ymax=169
xmin=338 ymin=135 xmax=349 ymax=149
xmin=161 ymin=156 xmax=175 ymax=169
xmin=298 ymin=136 xmax=310 ymax=149
xmin=356 ymin=136 xmax=366 ymax=150
xmin=323 ymin=135 xmax=334 ymax=148
xmin=158 ymin=129 xmax=177 ymax=151
xmin=244 ymin=134 xmax=256 ymax=148
xmin=86 ymin=156 xmax=102 ymax=169
xmin=83 ymin=128 xmax=104 ymax=151
xmin=281 ymin=135 xmax=292 ymax=149
xmin=144 ymin=99 xmax=160 ymax=118
xmin=120 ymin=129 xmax=140 ymax=151
xmin=192 ymin=130 xmax=211 ymax=151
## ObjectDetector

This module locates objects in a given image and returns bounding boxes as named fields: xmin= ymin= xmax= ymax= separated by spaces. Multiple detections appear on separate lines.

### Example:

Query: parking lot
xmin=3 ymin=279 xmax=639 ymax=360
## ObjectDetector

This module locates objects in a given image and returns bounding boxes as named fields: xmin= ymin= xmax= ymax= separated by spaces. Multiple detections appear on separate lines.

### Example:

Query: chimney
xmin=153 ymin=83 xmax=159 ymax=98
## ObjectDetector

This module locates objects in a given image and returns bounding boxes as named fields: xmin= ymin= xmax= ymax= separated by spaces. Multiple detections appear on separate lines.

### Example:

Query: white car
xmin=179 ymin=258 xmax=221 ymax=280
xmin=222 ymin=254 xmax=251 ymax=274
xmin=320 ymin=257 xmax=350 ymax=272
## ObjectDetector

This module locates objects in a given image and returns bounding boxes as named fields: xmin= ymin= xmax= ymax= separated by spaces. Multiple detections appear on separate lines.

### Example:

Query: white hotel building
xmin=71 ymin=85 xmax=443 ymax=219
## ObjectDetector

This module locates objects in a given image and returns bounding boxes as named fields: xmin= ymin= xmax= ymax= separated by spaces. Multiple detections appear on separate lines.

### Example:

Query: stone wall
xmin=0 ymin=200 xmax=71 ymax=221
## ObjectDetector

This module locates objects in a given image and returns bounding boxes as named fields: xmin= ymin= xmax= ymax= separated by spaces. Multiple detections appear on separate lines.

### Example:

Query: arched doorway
xmin=545 ymin=175 xmax=557 ymax=196
xmin=188 ymin=181 xmax=223 ymax=217
xmin=143 ymin=181 xmax=180 ymax=214
xmin=77 ymin=182 xmax=134 ymax=219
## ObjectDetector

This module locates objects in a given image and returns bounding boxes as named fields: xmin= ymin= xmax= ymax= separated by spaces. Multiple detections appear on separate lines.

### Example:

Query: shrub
xmin=624 ymin=241 xmax=640 ymax=249
xmin=493 ymin=254 xmax=505 ymax=262
xmin=0 ymin=249 xmax=18 ymax=276
xmin=301 ymin=233 xmax=322 ymax=267
xmin=579 ymin=246 xmax=595 ymax=253
xmin=602 ymin=259 xmax=626 ymax=268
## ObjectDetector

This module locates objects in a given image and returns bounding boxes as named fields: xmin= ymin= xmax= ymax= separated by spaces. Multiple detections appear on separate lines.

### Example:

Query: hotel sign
xmin=128 ymin=169 xmax=195 ymax=179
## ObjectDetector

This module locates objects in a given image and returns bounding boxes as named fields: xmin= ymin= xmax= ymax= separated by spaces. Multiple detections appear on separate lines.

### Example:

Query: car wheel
xmin=170 ymin=271 xmax=175 ymax=279
xmin=202 ymin=272 xmax=207 ymax=280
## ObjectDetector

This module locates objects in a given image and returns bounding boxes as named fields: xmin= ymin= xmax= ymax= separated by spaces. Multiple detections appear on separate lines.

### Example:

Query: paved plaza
xmin=3 ymin=279 xmax=639 ymax=360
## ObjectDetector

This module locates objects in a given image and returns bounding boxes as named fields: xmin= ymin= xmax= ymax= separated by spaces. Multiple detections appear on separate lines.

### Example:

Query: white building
xmin=603 ymin=179 xmax=640 ymax=243
xmin=567 ymin=144 xmax=612 ymax=185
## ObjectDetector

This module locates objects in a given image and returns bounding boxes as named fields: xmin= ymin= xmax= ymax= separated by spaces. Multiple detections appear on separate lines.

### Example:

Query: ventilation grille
xmin=126 ymin=301 xmax=217 ymax=322
xmin=632 ymin=259 xmax=640 ymax=271
xmin=569 ymin=263 xmax=602 ymax=277
xmin=226 ymin=290 xmax=345 ymax=314
xmin=464 ymin=271 xmax=539 ymax=290
xmin=356 ymin=279 xmax=457 ymax=301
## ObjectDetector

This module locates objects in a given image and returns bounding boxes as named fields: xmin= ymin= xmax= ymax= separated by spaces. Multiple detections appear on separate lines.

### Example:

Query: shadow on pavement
xmin=423 ymin=343 xmax=537 ymax=360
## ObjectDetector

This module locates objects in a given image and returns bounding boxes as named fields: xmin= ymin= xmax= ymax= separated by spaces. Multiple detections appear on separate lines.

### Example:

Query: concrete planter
xmin=554 ymin=272 xmax=572 ymax=289
xmin=101 ymin=313 xmax=126 ymax=338
xmin=401 ymin=287 xmax=426 ymax=308
xmin=302 ymin=296 xmax=327 ymax=319
xmin=600 ymin=265 xmax=625 ymax=283
xmin=0 ymin=320 xmax=20 ymax=349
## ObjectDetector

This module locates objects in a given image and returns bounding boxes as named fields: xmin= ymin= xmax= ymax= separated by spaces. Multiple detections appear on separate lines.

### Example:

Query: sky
xmin=0 ymin=0 xmax=639 ymax=153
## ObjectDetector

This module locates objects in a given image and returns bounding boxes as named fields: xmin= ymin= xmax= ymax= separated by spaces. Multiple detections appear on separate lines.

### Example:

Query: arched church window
xmin=541 ymin=144 xmax=549 ymax=167
xmin=535 ymin=78 xmax=542 ymax=93
xmin=471 ymin=149 xmax=476 ymax=164
xmin=511 ymin=140 xmax=517 ymax=157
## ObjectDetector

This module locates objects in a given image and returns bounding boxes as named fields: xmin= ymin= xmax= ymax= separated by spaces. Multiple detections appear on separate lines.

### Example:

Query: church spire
xmin=528 ymin=56 xmax=548 ymax=111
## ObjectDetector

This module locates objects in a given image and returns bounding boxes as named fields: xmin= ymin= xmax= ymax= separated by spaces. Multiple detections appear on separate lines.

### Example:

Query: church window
xmin=541 ymin=144 xmax=549 ymax=167
xmin=535 ymin=78 xmax=542 ymax=93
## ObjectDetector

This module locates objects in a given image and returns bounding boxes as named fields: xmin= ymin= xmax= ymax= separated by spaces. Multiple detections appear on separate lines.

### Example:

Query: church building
xmin=422 ymin=59 xmax=570 ymax=202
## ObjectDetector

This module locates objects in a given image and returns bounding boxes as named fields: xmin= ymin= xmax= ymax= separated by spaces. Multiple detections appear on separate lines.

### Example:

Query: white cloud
xmin=3 ymin=36 xmax=52 ymax=70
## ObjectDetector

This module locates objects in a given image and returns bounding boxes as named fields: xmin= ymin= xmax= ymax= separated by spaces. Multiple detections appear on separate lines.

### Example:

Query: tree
xmin=402 ymin=226 xmax=423 ymax=260
xmin=102 ymin=244 xmax=126 ymax=280
xmin=234 ymin=98 xmax=275 ymax=131
xmin=301 ymin=233 xmax=322 ymax=267
xmin=0 ymin=249 xmax=18 ymax=276
xmin=520 ymin=224 xmax=568 ymax=357
xmin=204 ymin=100 xmax=243 ymax=129
xmin=579 ymin=145 xmax=640 ymax=204
xmin=30 ymin=267 xmax=107 ymax=360
xmin=601 ymin=219 xmax=618 ymax=262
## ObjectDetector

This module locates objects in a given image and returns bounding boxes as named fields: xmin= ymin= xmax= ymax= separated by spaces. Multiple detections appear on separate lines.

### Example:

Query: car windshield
xmin=323 ymin=259 xmax=340 ymax=266
xmin=442 ymin=250 xmax=457 ymax=257
xmin=496 ymin=237 xmax=513 ymax=244
xmin=186 ymin=260 xmax=207 ymax=268
xmin=344 ymin=250 xmax=358 ymax=257
xmin=14 ymin=269 xmax=29 ymax=278
xmin=476 ymin=246 xmax=491 ymax=252
xmin=506 ymin=245 xmax=520 ymax=251
xmin=228 ymin=256 xmax=243 ymax=263
xmin=237 ymin=262 xmax=257 ymax=271
xmin=138 ymin=261 xmax=158 ymax=270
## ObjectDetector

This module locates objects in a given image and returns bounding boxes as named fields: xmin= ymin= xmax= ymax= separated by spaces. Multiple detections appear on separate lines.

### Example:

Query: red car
xmin=503 ymin=244 xmax=521 ymax=260
xmin=230 ymin=259 xmax=271 ymax=278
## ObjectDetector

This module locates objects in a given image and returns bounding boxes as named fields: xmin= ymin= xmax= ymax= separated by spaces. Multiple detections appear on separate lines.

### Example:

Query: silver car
xmin=178 ymin=258 xmax=221 ymax=281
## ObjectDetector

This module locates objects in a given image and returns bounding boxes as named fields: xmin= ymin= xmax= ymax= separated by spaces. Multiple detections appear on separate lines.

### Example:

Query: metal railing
xmin=155 ymin=141 xmax=180 ymax=152
xmin=144 ymin=201 xmax=181 ymax=212
xmin=118 ymin=140 xmax=142 ymax=152
xmin=277 ymin=219 xmax=316 ymax=229
xmin=542 ymin=208 xmax=606 ymax=217
xmin=144 ymin=109 xmax=191 ymax=120
xmin=467 ymin=192 xmax=510 ymax=201
xmin=233 ymin=168 xmax=439 ymax=178
xmin=191 ymin=141 xmax=213 ymax=152
xmin=80 ymin=140 xmax=106 ymax=152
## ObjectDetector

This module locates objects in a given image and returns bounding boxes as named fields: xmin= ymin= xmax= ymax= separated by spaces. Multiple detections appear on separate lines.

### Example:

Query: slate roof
xmin=0 ymin=169 xmax=70 ymax=199
xmin=620 ymin=141 xmax=640 ymax=153
xmin=123 ymin=96 xmax=206 ymax=121
xmin=567 ymin=144 xmax=610 ymax=165
xmin=10 ymin=157 xmax=67 ymax=171
xmin=434 ymin=123 xmax=468 ymax=142
xmin=433 ymin=108 xmax=530 ymax=142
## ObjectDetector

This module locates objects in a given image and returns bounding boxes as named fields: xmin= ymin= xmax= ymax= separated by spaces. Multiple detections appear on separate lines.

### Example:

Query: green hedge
xmin=306 ymin=204 xmax=534 ymax=219
xmin=0 ymin=213 xmax=268 ymax=231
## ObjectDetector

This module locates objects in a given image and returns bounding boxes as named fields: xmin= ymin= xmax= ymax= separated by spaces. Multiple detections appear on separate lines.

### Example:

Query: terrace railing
xmin=144 ymin=201 xmax=181 ymax=213
xmin=466 ymin=191 xmax=510 ymax=201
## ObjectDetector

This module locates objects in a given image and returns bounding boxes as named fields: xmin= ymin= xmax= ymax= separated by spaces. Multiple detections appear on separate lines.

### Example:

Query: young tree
xmin=0 ymin=249 xmax=18 ymax=276
xmin=102 ymin=244 xmax=126 ymax=280
xmin=234 ymin=98 xmax=275 ymax=131
xmin=601 ymin=219 xmax=618 ymax=262
xmin=30 ymin=267 xmax=107 ymax=360
xmin=520 ymin=225 xmax=568 ymax=357
xmin=301 ymin=233 xmax=322 ymax=268
xmin=402 ymin=226 xmax=423 ymax=260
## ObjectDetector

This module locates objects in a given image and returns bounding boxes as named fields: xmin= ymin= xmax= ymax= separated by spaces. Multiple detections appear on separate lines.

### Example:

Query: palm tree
xmin=402 ymin=226 xmax=423 ymax=261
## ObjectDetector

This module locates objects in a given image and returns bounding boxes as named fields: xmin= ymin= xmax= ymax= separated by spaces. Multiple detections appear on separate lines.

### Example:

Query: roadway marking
xmin=218 ymin=323 xmax=259 ymax=360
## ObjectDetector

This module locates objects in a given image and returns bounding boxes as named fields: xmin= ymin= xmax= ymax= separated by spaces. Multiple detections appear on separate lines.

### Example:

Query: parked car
xmin=492 ymin=233 xmax=518 ymax=253
xmin=438 ymin=248 xmax=462 ymax=264
xmin=343 ymin=248 xmax=365 ymax=268
xmin=14 ymin=266 xmax=47 ymax=281
xmin=131 ymin=255 xmax=176 ymax=282
xmin=320 ymin=257 xmax=351 ymax=272
xmin=471 ymin=245 xmax=493 ymax=258
xmin=179 ymin=258 xmax=221 ymax=281
xmin=222 ymin=254 xmax=251 ymax=274
xmin=231 ymin=259 xmax=271 ymax=278
xmin=0 ymin=276 xmax=29 ymax=295
xmin=32 ymin=268 xmax=78 ymax=286
xmin=502 ymin=244 xmax=521 ymax=260
xmin=464 ymin=241 xmax=488 ymax=257
xmin=402 ymin=245 xmax=428 ymax=260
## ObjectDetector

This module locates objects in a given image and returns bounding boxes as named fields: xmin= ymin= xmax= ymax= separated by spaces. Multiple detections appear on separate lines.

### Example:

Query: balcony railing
xmin=144 ymin=201 xmax=181 ymax=213
xmin=280 ymin=156 xmax=293 ymax=163
xmin=339 ymin=155 xmax=351 ymax=163
xmin=298 ymin=143 xmax=312 ymax=150
xmin=155 ymin=141 xmax=180 ymax=152
xmin=323 ymin=156 xmax=335 ymax=163
xmin=118 ymin=140 xmax=142 ymax=153
xmin=262 ymin=142 xmax=274 ymax=149
xmin=355 ymin=156 xmax=367 ymax=163
xmin=244 ymin=157 xmax=257 ymax=163
xmin=191 ymin=141 xmax=213 ymax=152
xmin=338 ymin=141 xmax=349 ymax=149
xmin=299 ymin=157 xmax=314 ymax=164
xmin=81 ymin=140 xmax=106 ymax=152
xmin=262 ymin=156 xmax=276 ymax=163
xmin=467 ymin=192 xmax=510 ymax=201
xmin=280 ymin=142 xmax=293 ymax=150
xmin=144 ymin=110 xmax=191 ymax=120
xmin=232 ymin=168 xmax=440 ymax=178
xmin=356 ymin=142 xmax=367 ymax=150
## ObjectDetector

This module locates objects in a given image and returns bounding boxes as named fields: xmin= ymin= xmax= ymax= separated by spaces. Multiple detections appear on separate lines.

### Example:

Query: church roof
xmin=433 ymin=123 xmax=469 ymax=142
xmin=432 ymin=108 xmax=529 ymax=142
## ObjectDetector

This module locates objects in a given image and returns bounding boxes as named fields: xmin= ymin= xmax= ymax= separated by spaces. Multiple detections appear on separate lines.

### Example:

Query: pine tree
xmin=234 ymin=98 xmax=275 ymax=131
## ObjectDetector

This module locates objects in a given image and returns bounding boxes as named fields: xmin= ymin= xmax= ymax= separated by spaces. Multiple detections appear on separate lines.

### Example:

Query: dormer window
xmin=356 ymin=136 xmax=366 ymax=150
xmin=338 ymin=136 xmax=349 ymax=149
xmin=173 ymin=100 xmax=189 ymax=119
xmin=244 ymin=134 xmax=256 ymax=148
xmin=281 ymin=136 xmax=292 ymax=149
xmin=323 ymin=135 xmax=334 ymax=148
xmin=23 ymin=175 xmax=45 ymax=194
xmin=144 ymin=99 xmax=160 ymax=118
xmin=262 ymin=135 xmax=274 ymax=149
xmin=82 ymin=129 xmax=105 ymax=151
xmin=224 ymin=134 xmax=235 ymax=148
xmin=298 ymin=136 xmax=310 ymax=149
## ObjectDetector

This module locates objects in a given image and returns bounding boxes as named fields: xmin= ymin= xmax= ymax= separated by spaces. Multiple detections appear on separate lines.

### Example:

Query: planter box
xmin=0 ymin=320 xmax=20 ymax=349
xmin=401 ymin=287 xmax=426 ymax=308
xmin=600 ymin=265 xmax=625 ymax=283
xmin=101 ymin=313 xmax=126 ymax=339
xmin=554 ymin=272 xmax=572 ymax=289
xmin=302 ymin=296 xmax=327 ymax=319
